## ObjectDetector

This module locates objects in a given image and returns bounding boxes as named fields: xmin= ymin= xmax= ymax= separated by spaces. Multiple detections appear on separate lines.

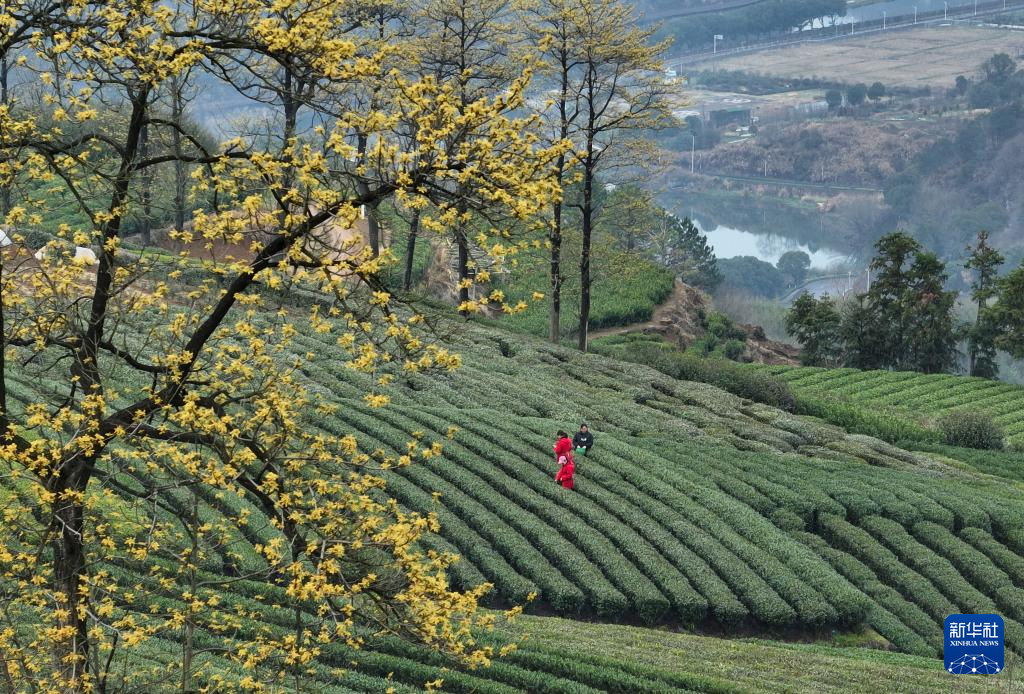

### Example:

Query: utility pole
xmin=944 ymin=2 xmax=948 ymax=20
xmin=883 ymin=10 xmax=887 ymax=29
xmin=688 ymin=131 xmax=696 ymax=173
xmin=914 ymin=6 xmax=918 ymax=24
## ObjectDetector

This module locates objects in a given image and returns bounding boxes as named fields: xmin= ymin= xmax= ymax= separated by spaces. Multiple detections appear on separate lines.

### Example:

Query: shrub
xmin=16 ymin=228 xmax=57 ymax=249
xmin=795 ymin=396 xmax=938 ymax=445
xmin=593 ymin=342 xmax=796 ymax=411
xmin=938 ymin=410 xmax=1004 ymax=450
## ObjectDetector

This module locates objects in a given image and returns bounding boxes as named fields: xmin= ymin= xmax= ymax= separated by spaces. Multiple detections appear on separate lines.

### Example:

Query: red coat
xmin=554 ymin=436 xmax=573 ymax=462
xmin=555 ymin=459 xmax=575 ymax=489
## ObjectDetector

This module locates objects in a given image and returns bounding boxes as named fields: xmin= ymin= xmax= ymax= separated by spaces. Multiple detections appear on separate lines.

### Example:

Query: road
xmin=781 ymin=270 xmax=870 ymax=303
xmin=666 ymin=0 xmax=1024 ymax=66
xmin=696 ymin=172 xmax=883 ymax=193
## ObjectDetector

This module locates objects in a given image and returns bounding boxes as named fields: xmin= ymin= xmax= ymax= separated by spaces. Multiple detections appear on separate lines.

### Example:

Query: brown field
xmin=701 ymin=25 xmax=1024 ymax=88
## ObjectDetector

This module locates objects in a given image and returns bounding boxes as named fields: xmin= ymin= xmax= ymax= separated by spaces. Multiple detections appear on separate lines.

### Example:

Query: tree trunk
xmin=181 ymin=494 xmax=198 ymax=693
xmin=138 ymin=121 xmax=152 ymax=245
xmin=355 ymin=133 xmax=380 ymax=258
xmin=50 ymin=462 xmax=90 ymax=689
xmin=171 ymin=80 xmax=186 ymax=234
xmin=457 ymin=227 xmax=470 ymax=312
xmin=969 ymin=295 xmax=984 ymax=376
xmin=578 ymin=163 xmax=593 ymax=352
xmin=0 ymin=53 xmax=10 ymax=217
xmin=549 ymin=200 xmax=562 ymax=343
xmin=403 ymin=209 xmax=420 ymax=291
xmin=366 ymin=206 xmax=380 ymax=258
xmin=455 ymin=193 xmax=471 ymax=312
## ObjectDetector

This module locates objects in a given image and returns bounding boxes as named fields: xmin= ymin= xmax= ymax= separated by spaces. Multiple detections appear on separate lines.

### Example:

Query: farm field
xmin=701 ymin=25 xmax=1024 ymax=88
xmin=9 ymin=308 xmax=1024 ymax=688
xmin=752 ymin=363 xmax=1024 ymax=448
xmin=511 ymin=614 xmax=1014 ymax=693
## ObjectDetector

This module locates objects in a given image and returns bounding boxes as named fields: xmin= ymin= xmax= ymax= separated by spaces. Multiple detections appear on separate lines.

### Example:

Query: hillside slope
xmin=266 ymin=317 xmax=1024 ymax=659
xmin=752 ymin=363 xmax=1024 ymax=448
xmin=7 ymin=310 xmax=1024 ymax=688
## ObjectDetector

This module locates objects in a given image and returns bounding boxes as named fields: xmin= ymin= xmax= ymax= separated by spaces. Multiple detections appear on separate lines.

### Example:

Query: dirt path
xmin=588 ymin=278 xmax=801 ymax=364
xmin=588 ymin=279 xmax=697 ymax=340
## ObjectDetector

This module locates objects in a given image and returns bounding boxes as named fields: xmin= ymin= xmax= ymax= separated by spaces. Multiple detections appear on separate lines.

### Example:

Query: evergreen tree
xmin=785 ymin=292 xmax=842 ymax=366
xmin=838 ymin=298 xmax=877 ymax=370
xmin=994 ymin=265 xmax=1024 ymax=359
xmin=651 ymin=215 xmax=720 ymax=290
xmin=841 ymin=232 xmax=957 ymax=373
xmin=777 ymin=250 xmax=810 ymax=287
xmin=825 ymin=89 xmax=843 ymax=110
xmin=846 ymin=83 xmax=868 ymax=107
xmin=964 ymin=230 xmax=1005 ymax=378
xmin=860 ymin=232 xmax=921 ymax=369
xmin=904 ymin=251 xmax=958 ymax=374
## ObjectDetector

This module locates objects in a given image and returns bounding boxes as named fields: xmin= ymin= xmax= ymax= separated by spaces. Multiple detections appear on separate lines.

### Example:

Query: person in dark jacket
xmin=572 ymin=424 xmax=593 ymax=455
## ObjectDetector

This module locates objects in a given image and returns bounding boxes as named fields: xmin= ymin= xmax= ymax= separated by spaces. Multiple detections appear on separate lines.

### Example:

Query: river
xmin=694 ymin=221 xmax=851 ymax=269
xmin=666 ymin=191 xmax=863 ymax=270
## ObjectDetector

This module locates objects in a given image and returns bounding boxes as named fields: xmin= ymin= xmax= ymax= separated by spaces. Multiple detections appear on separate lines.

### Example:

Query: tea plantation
xmin=751 ymin=364 xmax=1024 ymax=448
xmin=7 ymin=316 xmax=1024 ymax=690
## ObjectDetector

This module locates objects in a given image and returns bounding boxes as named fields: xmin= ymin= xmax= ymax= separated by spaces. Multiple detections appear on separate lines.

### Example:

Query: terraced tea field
xmin=7 ymin=316 xmax=1024 ymax=689
xmin=751 ymin=364 xmax=1024 ymax=448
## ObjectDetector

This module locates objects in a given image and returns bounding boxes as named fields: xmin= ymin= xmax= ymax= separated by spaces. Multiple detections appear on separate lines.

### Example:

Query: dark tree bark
xmin=457 ymin=230 xmax=470 ymax=310
xmin=549 ymin=195 xmax=562 ymax=342
xmin=403 ymin=208 xmax=420 ymax=291
xmin=0 ymin=53 xmax=10 ymax=217
xmin=356 ymin=134 xmax=380 ymax=257
xmin=138 ymin=120 xmax=152 ymax=245
xmin=171 ymin=77 xmax=187 ymax=234
xmin=577 ymin=155 xmax=593 ymax=352
xmin=56 ymin=90 xmax=150 ymax=686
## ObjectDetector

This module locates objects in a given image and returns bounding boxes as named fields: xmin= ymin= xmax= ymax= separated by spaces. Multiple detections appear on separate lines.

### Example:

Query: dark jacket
xmin=572 ymin=431 xmax=594 ymax=450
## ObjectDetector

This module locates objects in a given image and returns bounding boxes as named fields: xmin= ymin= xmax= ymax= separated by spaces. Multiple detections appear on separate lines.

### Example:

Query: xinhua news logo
xmin=944 ymin=614 xmax=1004 ymax=675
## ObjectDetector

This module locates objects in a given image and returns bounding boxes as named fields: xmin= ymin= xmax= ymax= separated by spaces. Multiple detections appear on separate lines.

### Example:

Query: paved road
xmin=781 ymin=271 xmax=870 ymax=303
xmin=696 ymin=172 xmax=883 ymax=193
xmin=665 ymin=0 xmax=1024 ymax=65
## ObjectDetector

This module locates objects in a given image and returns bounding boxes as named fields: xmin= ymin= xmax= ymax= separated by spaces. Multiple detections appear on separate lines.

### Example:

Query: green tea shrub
xmin=593 ymin=341 xmax=796 ymax=411
xmin=938 ymin=410 xmax=1005 ymax=450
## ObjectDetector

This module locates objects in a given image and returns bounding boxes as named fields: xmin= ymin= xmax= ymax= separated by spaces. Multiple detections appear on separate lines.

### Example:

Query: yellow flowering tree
xmin=0 ymin=0 xmax=562 ymax=690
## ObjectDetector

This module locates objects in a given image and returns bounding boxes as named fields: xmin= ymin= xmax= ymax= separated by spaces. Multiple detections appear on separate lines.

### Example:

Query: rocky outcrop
xmin=591 ymin=279 xmax=800 ymax=366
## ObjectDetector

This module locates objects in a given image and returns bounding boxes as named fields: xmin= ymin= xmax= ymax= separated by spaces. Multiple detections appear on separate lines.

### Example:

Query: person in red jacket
xmin=555 ymin=454 xmax=575 ymax=490
xmin=553 ymin=430 xmax=573 ymax=463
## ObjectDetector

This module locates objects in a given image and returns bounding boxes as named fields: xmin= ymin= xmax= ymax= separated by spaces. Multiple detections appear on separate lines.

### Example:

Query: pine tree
xmin=843 ymin=232 xmax=957 ymax=373
xmin=649 ymin=214 xmax=720 ymax=289
xmin=994 ymin=265 xmax=1024 ymax=359
xmin=964 ymin=230 xmax=1004 ymax=378
xmin=860 ymin=232 xmax=921 ymax=369
xmin=905 ymin=251 xmax=958 ymax=374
